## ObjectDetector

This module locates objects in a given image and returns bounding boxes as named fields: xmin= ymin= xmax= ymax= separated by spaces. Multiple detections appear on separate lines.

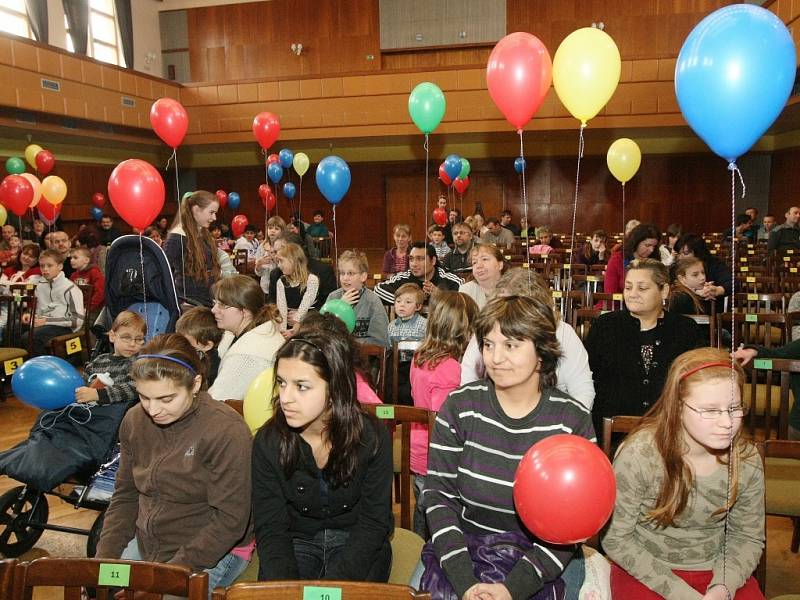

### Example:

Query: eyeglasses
xmin=212 ymin=300 xmax=232 ymax=310
xmin=117 ymin=335 xmax=146 ymax=345
xmin=684 ymin=404 xmax=749 ymax=420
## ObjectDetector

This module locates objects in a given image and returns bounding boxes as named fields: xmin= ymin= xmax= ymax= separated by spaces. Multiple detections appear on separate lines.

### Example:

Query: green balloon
xmin=459 ymin=158 xmax=471 ymax=179
xmin=5 ymin=156 xmax=25 ymax=175
xmin=408 ymin=82 xmax=446 ymax=134
xmin=319 ymin=298 xmax=356 ymax=333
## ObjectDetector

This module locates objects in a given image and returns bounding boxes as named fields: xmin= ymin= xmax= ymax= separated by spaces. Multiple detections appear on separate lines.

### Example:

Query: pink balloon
xmin=150 ymin=98 xmax=189 ymax=149
xmin=487 ymin=32 xmax=553 ymax=131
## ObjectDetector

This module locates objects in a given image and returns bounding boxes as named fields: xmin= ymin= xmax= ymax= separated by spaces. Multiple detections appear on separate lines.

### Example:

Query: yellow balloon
xmin=607 ymin=138 xmax=642 ymax=184
xmin=0 ymin=205 xmax=6 ymax=227
xmin=18 ymin=173 xmax=42 ymax=208
xmin=24 ymin=144 xmax=43 ymax=169
xmin=293 ymin=152 xmax=309 ymax=178
xmin=553 ymin=28 xmax=621 ymax=126
xmin=41 ymin=175 xmax=67 ymax=205
xmin=243 ymin=367 xmax=275 ymax=434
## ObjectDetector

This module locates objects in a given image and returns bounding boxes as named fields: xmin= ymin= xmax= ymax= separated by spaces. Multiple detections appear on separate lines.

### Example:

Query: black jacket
xmin=252 ymin=413 xmax=394 ymax=581
xmin=586 ymin=310 xmax=704 ymax=433
xmin=268 ymin=258 xmax=336 ymax=311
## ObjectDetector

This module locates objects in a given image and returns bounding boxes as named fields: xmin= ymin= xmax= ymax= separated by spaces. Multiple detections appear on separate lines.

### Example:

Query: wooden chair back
xmin=719 ymin=313 xmax=788 ymax=349
xmin=601 ymin=416 xmax=642 ymax=459
xmin=358 ymin=343 xmax=387 ymax=401
xmin=311 ymin=237 xmax=332 ymax=261
xmin=734 ymin=292 xmax=787 ymax=314
xmin=234 ymin=250 xmax=250 ymax=272
xmin=391 ymin=339 xmax=421 ymax=405
xmin=0 ymin=293 xmax=36 ymax=355
xmin=11 ymin=557 xmax=208 ymax=600
xmin=744 ymin=358 xmax=800 ymax=440
xmin=212 ymin=580 xmax=431 ymax=600
xmin=736 ymin=275 xmax=780 ymax=294
xmin=0 ymin=559 xmax=15 ymax=600
xmin=589 ymin=292 xmax=624 ymax=312
xmin=550 ymin=290 xmax=584 ymax=325
xmin=570 ymin=308 xmax=604 ymax=342
xmin=361 ymin=404 xmax=436 ymax=530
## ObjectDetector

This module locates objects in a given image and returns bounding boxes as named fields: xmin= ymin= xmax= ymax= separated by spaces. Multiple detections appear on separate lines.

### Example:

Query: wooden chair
xmin=763 ymin=439 xmax=800 ymax=553
xmin=570 ymin=308 xmax=604 ymax=342
xmin=48 ymin=283 xmax=94 ymax=363
xmin=0 ymin=293 xmax=36 ymax=400
xmin=311 ymin=236 xmax=332 ymax=261
xmin=588 ymin=291 xmax=624 ymax=312
xmin=734 ymin=292 xmax=787 ymax=314
xmin=390 ymin=339 xmax=421 ymax=405
xmin=11 ymin=557 xmax=208 ymax=600
xmin=361 ymin=404 xmax=436 ymax=530
xmin=601 ymin=416 xmax=642 ymax=459
xmin=737 ymin=275 xmax=780 ymax=294
xmin=212 ymin=580 xmax=431 ymax=600
xmin=358 ymin=343 xmax=387 ymax=401
xmin=0 ymin=559 xmax=15 ymax=600
xmin=719 ymin=313 xmax=788 ymax=350
xmin=550 ymin=289 xmax=584 ymax=325
xmin=743 ymin=358 xmax=800 ymax=440
xmin=234 ymin=249 xmax=250 ymax=273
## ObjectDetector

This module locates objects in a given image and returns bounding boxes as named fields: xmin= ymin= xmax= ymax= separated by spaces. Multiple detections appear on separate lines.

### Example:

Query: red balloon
xmin=487 ymin=32 xmax=552 ymax=131
xmin=150 ymin=98 xmax=189 ymax=149
xmin=260 ymin=188 xmax=276 ymax=212
xmin=37 ymin=200 xmax=61 ymax=223
xmin=231 ymin=214 xmax=249 ymax=238
xmin=453 ymin=176 xmax=470 ymax=194
xmin=91 ymin=192 xmax=105 ymax=208
xmin=438 ymin=163 xmax=452 ymax=186
xmin=0 ymin=175 xmax=34 ymax=216
xmin=107 ymin=159 xmax=165 ymax=231
xmin=35 ymin=149 xmax=55 ymax=176
xmin=253 ymin=112 xmax=281 ymax=150
xmin=514 ymin=434 xmax=616 ymax=544
xmin=258 ymin=184 xmax=269 ymax=199
xmin=432 ymin=207 xmax=447 ymax=227
xmin=215 ymin=189 xmax=228 ymax=208
xmin=267 ymin=153 xmax=279 ymax=165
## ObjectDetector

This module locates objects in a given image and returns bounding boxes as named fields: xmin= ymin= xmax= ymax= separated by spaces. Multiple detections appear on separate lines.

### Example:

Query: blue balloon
xmin=675 ymin=5 xmax=796 ymax=163
xmin=315 ymin=156 xmax=351 ymax=205
xmin=283 ymin=182 xmax=296 ymax=199
xmin=90 ymin=207 xmax=103 ymax=221
xmin=268 ymin=162 xmax=283 ymax=184
xmin=227 ymin=192 xmax=240 ymax=210
xmin=514 ymin=157 xmax=526 ymax=174
xmin=444 ymin=154 xmax=461 ymax=181
xmin=279 ymin=148 xmax=294 ymax=169
xmin=12 ymin=356 xmax=84 ymax=410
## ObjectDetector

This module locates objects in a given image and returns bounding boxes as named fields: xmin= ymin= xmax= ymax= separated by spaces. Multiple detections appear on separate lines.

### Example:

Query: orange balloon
xmin=41 ymin=175 xmax=67 ymax=205
xmin=18 ymin=173 xmax=42 ymax=208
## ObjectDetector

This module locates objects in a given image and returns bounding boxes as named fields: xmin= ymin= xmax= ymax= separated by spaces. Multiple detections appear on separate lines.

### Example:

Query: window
xmin=65 ymin=0 xmax=123 ymax=66
xmin=0 ymin=0 xmax=32 ymax=39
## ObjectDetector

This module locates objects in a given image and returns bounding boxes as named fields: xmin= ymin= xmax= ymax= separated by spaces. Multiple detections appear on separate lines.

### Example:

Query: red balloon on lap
xmin=513 ymin=434 xmax=616 ymax=544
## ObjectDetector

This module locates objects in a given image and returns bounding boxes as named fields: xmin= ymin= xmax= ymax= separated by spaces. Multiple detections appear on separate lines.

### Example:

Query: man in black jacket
xmin=767 ymin=206 xmax=800 ymax=252
xmin=374 ymin=242 xmax=462 ymax=305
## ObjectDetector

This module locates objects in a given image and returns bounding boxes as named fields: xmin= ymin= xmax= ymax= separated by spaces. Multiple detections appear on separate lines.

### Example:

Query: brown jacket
xmin=95 ymin=392 xmax=253 ymax=571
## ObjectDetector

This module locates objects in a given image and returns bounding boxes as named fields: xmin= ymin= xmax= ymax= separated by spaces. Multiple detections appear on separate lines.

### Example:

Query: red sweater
xmin=70 ymin=266 xmax=106 ymax=310
xmin=3 ymin=265 xmax=41 ymax=280
xmin=603 ymin=249 xmax=625 ymax=295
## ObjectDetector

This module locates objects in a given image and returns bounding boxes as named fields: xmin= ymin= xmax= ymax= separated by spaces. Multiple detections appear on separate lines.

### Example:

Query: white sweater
xmin=208 ymin=321 xmax=285 ymax=401
xmin=460 ymin=319 xmax=596 ymax=410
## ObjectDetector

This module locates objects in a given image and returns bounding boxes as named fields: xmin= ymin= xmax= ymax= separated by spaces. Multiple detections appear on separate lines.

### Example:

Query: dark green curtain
xmin=113 ymin=0 xmax=133 ymax=68
xmin=62 ymin=0 xmax=89 ymax=56
xmin=24 ymin=0 xmax=48 ymax=43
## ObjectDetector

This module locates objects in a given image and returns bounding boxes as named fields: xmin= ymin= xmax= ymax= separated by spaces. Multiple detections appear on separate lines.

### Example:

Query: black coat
xmin=252 ymin=414 xmax=394 ymax=581
xmin=586 ymin=310 xmax=704 ymax=433
xmin=268 ymin=258 xmax=336 ymax=311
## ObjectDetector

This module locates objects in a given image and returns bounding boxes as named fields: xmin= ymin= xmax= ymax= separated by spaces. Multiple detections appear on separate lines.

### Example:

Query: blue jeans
xmin=293 ymin=529 xmax=391 ymax=582
xmin=121 ymin=537 xmax=248 ymax=599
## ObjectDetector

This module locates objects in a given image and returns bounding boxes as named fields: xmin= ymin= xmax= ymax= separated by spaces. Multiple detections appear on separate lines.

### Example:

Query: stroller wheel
xmin=86 ymin=510 xmax=105 ymax=557
xmin=0 ymin=485 xmax=49 ymax=557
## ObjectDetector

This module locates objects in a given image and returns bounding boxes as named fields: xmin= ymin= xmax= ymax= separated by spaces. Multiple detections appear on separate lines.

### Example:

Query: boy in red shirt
xmin=69 ymin=247 xmax=105 ymax=311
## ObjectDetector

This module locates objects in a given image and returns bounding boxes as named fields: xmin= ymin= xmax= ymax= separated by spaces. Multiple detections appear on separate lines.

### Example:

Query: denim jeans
xmin=121 ymin=537 xmax=248 ymax=599
xmin=292 ymin=529 xmax=391 ymax=582
xmin=412 ymin=474 xmax=429 ymax=540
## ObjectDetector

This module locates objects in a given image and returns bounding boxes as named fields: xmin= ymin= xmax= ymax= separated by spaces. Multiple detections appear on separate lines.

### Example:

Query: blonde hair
xmin=338 ymin=250 xmax=369 ymax=274
xmin=111 ymin=310 xmax=147 ymax=335
xmin=414 ymin=291 xmax=478 ymax=369
xmin=70 ymin=247 xmax=92 ymax=261
xmin=393 ymin=223 xmax=411 ymax=237
xmin=277 ymin=242 xmax=309 ymax=289
xmin=395 ymin=283 xmax=424 ymax=306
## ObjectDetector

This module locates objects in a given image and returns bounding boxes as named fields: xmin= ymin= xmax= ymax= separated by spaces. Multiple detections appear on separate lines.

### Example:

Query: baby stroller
xmin=0 ymin=236 xmax=181 ymax=558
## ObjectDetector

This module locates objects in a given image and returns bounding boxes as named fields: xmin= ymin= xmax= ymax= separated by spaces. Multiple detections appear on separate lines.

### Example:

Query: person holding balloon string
xmin=415 ymin=295 xmax=596 ymax=600
xmin=603 ymin=347 xmax=764 ymax=600
xmin=163 ymin=190 xmax=221 ymax=308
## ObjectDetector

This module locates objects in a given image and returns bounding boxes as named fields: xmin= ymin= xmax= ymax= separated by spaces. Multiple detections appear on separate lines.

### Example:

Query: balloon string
xmin=264 ymin=151 xmax=270 ymax=220
xmin=40 ymin=403 xmax=92 ymax=430
xmin=298 ymin=177 xmax=303 ymax=221
xmin=518 ymin=130 xmax=530 ymax=284
xmin=332 ymin=204 xmax=339 ymax=268
xmin=567 ymin=124 xmax=586 ymax=293
xmin=139 ymin=234 xmax=148 ymax=327
xmin=622 ymin=183 xmax=626 ymax=237
xmin=173 ymin=149 xmax=181 ymax=206
xmin=424 ymin=133 xmax=430 ymax=282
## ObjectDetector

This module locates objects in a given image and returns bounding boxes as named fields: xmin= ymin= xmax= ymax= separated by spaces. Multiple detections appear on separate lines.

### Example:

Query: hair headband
xmin=136 ymin=354 xmax=196 ymax=375
xmin=289 ymin=337 xmax=323 ymax=353
xmin=679 ymin=361 xmax=733 ymax=382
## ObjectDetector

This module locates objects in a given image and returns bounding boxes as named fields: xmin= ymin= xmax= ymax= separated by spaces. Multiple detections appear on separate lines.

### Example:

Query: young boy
xmin=387 ymin=283 xmax=428 ymax=406
xmin=69 ymin=247 xmax=106 ymax=311
xmin=428 ymin=224 xmax=451 ymax=259
xmin=74 ymin=311 xmax=146 ymax=405
xmin=233 ymin=224 xmax=259 ymax=260
xmin=176 ymin=306 xmax=223 ymax=386
xmin=306 ymin=210 xmax=330 ymax=238
xmin=24 ymin=249 xmax=85 ymax=356
xmin=327 ymin=250 xmax=389 ymax=347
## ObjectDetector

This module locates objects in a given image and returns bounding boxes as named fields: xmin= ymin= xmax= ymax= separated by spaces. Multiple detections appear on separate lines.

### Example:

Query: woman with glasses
xmin=603 ymin=347 xmax=764 ymax=600
xmin=208 ymin=275 xmax=284 ymax=401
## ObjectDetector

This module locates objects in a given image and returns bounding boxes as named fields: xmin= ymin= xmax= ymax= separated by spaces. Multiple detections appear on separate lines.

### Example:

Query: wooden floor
xmin=1 ymin=394 xmax=798 ymax=598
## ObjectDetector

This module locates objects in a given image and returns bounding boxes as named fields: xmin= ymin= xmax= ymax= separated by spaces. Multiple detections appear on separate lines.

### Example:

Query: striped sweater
xmin=423 ymin=381 xmax=596 ymax=600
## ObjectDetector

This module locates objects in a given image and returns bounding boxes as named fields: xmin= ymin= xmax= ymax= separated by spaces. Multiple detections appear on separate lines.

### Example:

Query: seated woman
xmin=95 ymin=333 xmax=253 ymax=593
xmin=418 ymin=295 xmax=595 ymax=600
xmin=208 ymin=274 xmax=285 ymax=401
xmin=604 ymin=223 xmax=661 ymax=295
xmin=576 ymin=229 xmax=608 ymax=266
xmin=2 ymin=243 xmax=41 ymax=282
xmin=587 ymin=258 xmax=703 ymax=435
xmin=604 ymin=347 xmax=764 ymax=600
xmin=252 ymin=315 xmax=394 ymax=581
xmin=458 ymin=243 xmax=505 ymax=309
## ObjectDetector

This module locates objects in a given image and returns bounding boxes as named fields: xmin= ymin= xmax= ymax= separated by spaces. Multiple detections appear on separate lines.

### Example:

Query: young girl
xmin=382 ymin=223 xmax=412 ymax=278
xmin=603 ymin=347 xmax=764 ymax=600
xmin=95 ymin=334 xmax=253 ymax=594
xmin=578 ymin=229 xmax=608 ymax=266
xmin=254 ymin=216 xmax=286 ymax=295
xmin=276 ymin=242 xmax=320 ymax=338
xmin=163 ymin=190 xmax=221 ymax=306
xmin=417 ymin=295 xmax=594 ymax=599
xmin=252 ymin=319 xmax=394 ymax=581
xmin=410 ymin=291 xmax=477 ymax=538
xmin=669 ymin=257 xmax=712 ymax=315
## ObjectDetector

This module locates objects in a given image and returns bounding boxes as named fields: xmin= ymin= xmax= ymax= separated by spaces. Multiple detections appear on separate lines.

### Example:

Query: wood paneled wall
xmin=769 ymin=147 xmax=800 ymax=217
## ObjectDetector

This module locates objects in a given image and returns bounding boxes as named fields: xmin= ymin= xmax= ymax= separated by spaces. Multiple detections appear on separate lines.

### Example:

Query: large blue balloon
xmin=278 ymin=148 xmax=294 ymax=169
xmin=443 ymin=154 xmax=462 ymax=181
xmin=227 ymin=191 xmax=240 ymax=210
xmin=283 ymin=182 xmax=296 ymax=199
xmin=90 ymin=207 xmax=103 ymax=221
xmin=12 ymin=356 xmax=84 ymax=410
xmin=268 ymin=162 xmax=283 ymax=184
xmin=315 ymin=156 xmax=351 ymax=205
xmin=514 ymin=157 xmax=526 ymax=174
xmin=675 ymin=5 xmax=796 ymax=163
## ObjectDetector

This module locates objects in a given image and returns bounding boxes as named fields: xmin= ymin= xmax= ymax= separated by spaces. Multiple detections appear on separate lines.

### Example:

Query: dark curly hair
xmin=623 ymin=223 xmax=662 ymax=261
